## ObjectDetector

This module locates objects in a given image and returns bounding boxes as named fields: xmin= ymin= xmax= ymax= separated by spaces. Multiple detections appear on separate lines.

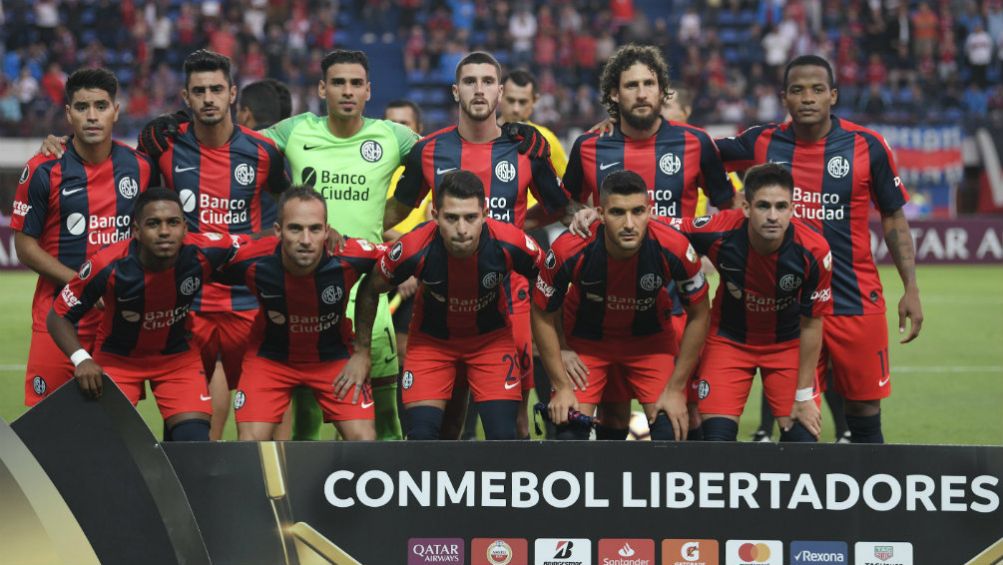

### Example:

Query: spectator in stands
xmin=911 ymin=2 xmax=939 ymax=58
xmin=508 ymin=5 xmax=536 ymax=69
xmin=965 ymin=22 xmax=994 ymax=87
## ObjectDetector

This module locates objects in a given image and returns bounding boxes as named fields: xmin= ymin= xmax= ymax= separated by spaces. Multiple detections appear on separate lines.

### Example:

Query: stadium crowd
xmin=2 ymin=0 xmax=1003 ymax=137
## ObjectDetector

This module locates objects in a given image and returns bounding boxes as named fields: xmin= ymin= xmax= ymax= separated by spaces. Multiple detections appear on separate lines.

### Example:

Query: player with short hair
xmin=261 ymin=49 xmax=422 ymax=441
xmin=714 ymin=55 xmax=923 ymax=443
xmin=13 ymin=67 xmax=154 ymax=406
xmin=533 ymin=170 xmax=710 ymax=440
xmin=46 ymin=188 xmax=245 ymax=441
xmin=352 ymin=170 xmax=543 ymax=440
xmin=217 ymin=186 xmax=383 ymax=441
xmin=668 ymin=163 xmax=832 ymax=441
xmin=383 ymin=51 xmax=572 ymax=439
xmin=498 ymin=69 xmax=569 ymax=177
xmin=237 ymin=79 xmax=290 ymax=131
xmin=564 ymin=44 xmax=733 ymax=440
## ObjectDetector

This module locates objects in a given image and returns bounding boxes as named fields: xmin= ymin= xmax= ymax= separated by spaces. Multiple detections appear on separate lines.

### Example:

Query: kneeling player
xmin=670 ymin=163 xmax=831 ymax=441
xmin=46 ymin=188 xmax=243 ymax=441
xmin=350 ymin=171 xmax=543 ymax=440
xmin=533 ymin=171 xmax=711 ymax=440
xmin=217 ymin=187 xmax=382 ymax=441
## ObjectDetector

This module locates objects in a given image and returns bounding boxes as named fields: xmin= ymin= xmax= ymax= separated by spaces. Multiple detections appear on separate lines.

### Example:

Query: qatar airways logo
xmin=792 ymin=187 xmax=845 ymax=222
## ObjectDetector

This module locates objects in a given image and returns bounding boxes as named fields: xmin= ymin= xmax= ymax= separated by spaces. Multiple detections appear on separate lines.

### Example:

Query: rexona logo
xmin=725 ymin=540 xmax=782 ymax=565
xmin=407 ymin=538 xmax=464 ymax=564
xmin=853 ymin=542 xmax=913 ymax=565
xmin=598 ymin=538 xmax=654 ymax=564
xmin=661 ymin=539 xmax=719 ymax=565
xmin=790 ymin=541 xmax=848 ymax=564
xmin=535 ymin=538 xmax=591 ymax=565
xmin=472 ymin=538 xmax=528 ymax=565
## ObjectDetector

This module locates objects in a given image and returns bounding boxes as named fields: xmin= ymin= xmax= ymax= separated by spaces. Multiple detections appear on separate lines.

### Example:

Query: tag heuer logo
xmin=827 ymin=156 xmax=850 ymax=179
xmin=874 ymin=546 xmax=893 ymax=561
xmin=360 ymin=140 xmax=383 ymax=162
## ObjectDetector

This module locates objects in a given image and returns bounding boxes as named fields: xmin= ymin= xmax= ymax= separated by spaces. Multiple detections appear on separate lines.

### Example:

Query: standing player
xmin=564 ymin=44 xmax=733 ymax=440
xmin=533 ymin=171 xmax=711 ymax=440
xmin=261 ymin=50 xmax=421 ymax=441
xmin=498 ymin=69 xmax=569 ymax=177
xmin=714 ymin=55 xmax=923 ymax=443
xmin=383 ymin=51 xmax=571 ymax=440
xmin=46 ymin=188 xmax=244 ymax=441
xmin=352 ymin=171 xmax=543 ymax=440
xmin=217 ymin=187 xmax=383 ymax=441
xmin=13 ymin=68 xmax=154 ymax=406
xmin=669 ymin=164 xmax=831 ymax=441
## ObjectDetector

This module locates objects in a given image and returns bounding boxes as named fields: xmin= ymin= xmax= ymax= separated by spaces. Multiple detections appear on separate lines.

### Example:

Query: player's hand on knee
xmin=569 ymin=207 xmax=599 ymax=238
xmin=654 ymin=389 xmax=688 ymax=441
xmin=137 ymin=110 xmax=188 ymax=160
xmin=335 ymin=352 xmax=371 ymax=403
xmin=897 ymin=289 xmax=923 ymax=344
xmin=40 ymin=135 xmax=69 ymax=158
xmin=788 ymin=400 xmax=821 ymax=439
xmin=74 ymin=361 xmax=104 ymax=399
xmin=560 ymin=349 xmax=589 ymax=390
xmin=587 ymin=117 xmax=617 ymax=136
xmin=548 ymin=387 xmax=578 ymax=425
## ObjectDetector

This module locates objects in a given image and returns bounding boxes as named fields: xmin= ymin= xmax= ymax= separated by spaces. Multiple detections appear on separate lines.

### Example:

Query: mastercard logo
xmin=737 ymin=543 xmax=771 ymax=562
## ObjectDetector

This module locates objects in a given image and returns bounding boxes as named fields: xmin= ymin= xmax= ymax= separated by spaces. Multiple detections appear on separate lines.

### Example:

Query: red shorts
xmin=190 ymin=309 xmax=256 ymax=389
xmin=235 ymin=355 xmax=374 ymax=423
xmin=819 ymin=313 xmax=891 ymax=401
xmin=601 ymin=314 xmax=687 ymax=404
xmin=568 ymin=333 xmax=676 ymax=405
xmin=402 ymin=329 xmax=522 ymax=404
xmin=695 ymin=334 xmax=820 ymax=417
xmin=510 ymin=306 xmax=534 ymax=392
xmin=24 ymin=330 xmax=97 ymax=406
xmin=96 ymin=349 xmax=210 ymax=420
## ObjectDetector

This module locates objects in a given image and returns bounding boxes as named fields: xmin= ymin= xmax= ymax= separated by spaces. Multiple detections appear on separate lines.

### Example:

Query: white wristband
xmin=70 ymin=349 xmax=92 ymax=367
xmin=795 ymin=387 xmax=815 ymax=402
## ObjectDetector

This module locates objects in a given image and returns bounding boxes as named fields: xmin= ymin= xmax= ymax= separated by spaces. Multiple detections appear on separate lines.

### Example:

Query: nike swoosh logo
xmin=878 ymin=376 xmax=891 ymax=387
xmin=117 ymin=295 xmax=141 ymax=302
xmin=260 ymin=293 xmax=282 ymax=299
xmin=421 ymin=279 xmax=445 ymax=285
xmin=436 ymin=167 xmax=457 ymax=175
xmin=199 ymin=394 xmax=212 ymax=401
xmin=303 ymin=144 xmax=321 ymax=151
xmin=581 ymin=280 xmax=603 ymax=286
xmin=599 ymin=162 xmax=620 ymax=171
xmin=61 ymin=187 xmax=85 ymax=196
xmin=504 ymin=380 xmax=520 ymax=390
xmin=174 ymin=166 xmax=197 ymax=173
xmin=718 ymin=263 xmax=742 ymax=272
xmin=360 ymin=400 xmax=375 ymax=409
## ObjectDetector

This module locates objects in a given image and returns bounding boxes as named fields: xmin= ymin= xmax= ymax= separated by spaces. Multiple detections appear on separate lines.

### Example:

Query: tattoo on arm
xmin=883 ymin=212 xmax=917 ymax=286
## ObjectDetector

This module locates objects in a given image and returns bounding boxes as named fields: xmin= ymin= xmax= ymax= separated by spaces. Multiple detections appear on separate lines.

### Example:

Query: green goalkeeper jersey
xmin=264 ymin=113 xmax=419 ymax=243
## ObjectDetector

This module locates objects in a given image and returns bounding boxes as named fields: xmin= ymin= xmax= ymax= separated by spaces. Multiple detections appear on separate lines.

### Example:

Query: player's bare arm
xmin=14 ymin=232 xmax=78 ymax=286
xmin=881 ymin=208 xmax=923 ymax=343
xmin=46 ymin=308 xmax=103 ymax=398
xmin=651 ymin=295 xmax=710 ymax=440
xmin=338 ymin=270 xmax=392 ymax=402
xmin=789 ymin=315 xmax=823 ymax=439
xmin=39 ymin=134 xmax=69 ymax=158
xmin=531 ymin=303 xmax=579 ymax=425
xmin=383 ymin=198 xmax=416 ymax=232
xmin=553 ymin=316 xmax=588 ymax=391
xmin=568 ymin=206 xmax=600 ymax=237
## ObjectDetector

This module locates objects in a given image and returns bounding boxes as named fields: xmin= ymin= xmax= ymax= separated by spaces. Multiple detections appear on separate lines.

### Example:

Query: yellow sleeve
xmin=386 ymin=166 xmax=431 ymax=234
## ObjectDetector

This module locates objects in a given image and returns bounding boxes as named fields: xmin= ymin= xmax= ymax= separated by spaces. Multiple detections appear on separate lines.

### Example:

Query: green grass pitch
xmin=1 ymin=266 xmax=1001 ymax=444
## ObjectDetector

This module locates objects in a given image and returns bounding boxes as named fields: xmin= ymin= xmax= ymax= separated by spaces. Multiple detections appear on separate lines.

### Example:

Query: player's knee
xmin=686 ymin=425 xmax=704 ymax=441
xmin=477 ymin=400 xmax=519 ymax=440
xmin=405 ymin=406 xmax=444 ymax=440
xmin=779 ymin=422 xmax=817 ymax=443
xmin=168 ymin=419 xmax=210 ymax=441
xmin=700 ymin=417 xmax=739 ymax=442
xmin=595 ymin=425 xmax=629 ymax=440
xmin=648 ymin=413 xmax=679 ymax=441
xmin=555 ymin=423 xmax=590 ymax=440
xmin=846 ymin=412 xmax=884 ymax=444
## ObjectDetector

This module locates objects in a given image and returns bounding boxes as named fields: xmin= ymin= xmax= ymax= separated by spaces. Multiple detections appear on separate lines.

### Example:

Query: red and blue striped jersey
xmin=534 ymin=220 xmax=707 ymax=346
xmin=158 ymin=122 xmax=290 ymax=313
xmin=715 ymin=116 xmax=908 ymax=316
xmin=668 ymin=210 xmax=833 ymax=345
xmin=378 ymin=219 xmax=543 ymax=339
xmin=392 ymin=125 xmax=569 ymax=227
xmin=11 ymin=141 xmax=154 ymax=333
xmin=54 ymin=233 xmax=244 ymax=357
xmin=216 ymin=237 xmax=383 ymax=363
xmin=562 ymin=119 xmax=734 ymax=215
